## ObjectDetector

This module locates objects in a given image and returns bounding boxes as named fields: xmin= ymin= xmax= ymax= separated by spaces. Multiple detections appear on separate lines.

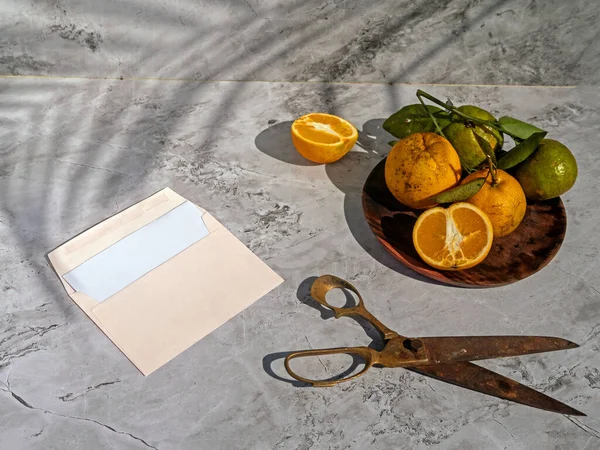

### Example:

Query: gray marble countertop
xmin=1 ymin=78 xmax=599 ymax=449
xmin=1 ymin=0 xmax=599 ymax=86
xmin=1 ymin=1 xmax=600 ymax=448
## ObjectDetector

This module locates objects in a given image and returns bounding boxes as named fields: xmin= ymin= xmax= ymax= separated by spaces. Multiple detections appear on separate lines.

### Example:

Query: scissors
xmin=284 ymin=275 xmax=585 ymax=416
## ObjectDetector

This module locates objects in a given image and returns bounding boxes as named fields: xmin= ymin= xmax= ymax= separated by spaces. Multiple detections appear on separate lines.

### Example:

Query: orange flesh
xmin=415 ymin=211 xmax=447 ymax=257
xmin=413 ymin=203 xmax=493 ymax=270
xmin=305 ymin=113 xmax=355 ymax=136
xmin=451 ymin=208 xmax=489 ymax=259
xmin=293 ymin=124 xmax=342 ymax=144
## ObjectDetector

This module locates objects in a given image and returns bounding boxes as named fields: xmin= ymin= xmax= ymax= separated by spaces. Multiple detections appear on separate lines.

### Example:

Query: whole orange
xmin=385 ymin=133 xmax=462 ymax=209
xmin=461 ymin=168 xmax=527 ymax=237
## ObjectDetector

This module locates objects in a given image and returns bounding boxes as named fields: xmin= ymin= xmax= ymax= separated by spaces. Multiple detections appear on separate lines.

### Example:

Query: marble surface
xmin=0 ymin=0 xmax=599 ymax=85
xmin=0 ymin=78 xmax=599 ymax=449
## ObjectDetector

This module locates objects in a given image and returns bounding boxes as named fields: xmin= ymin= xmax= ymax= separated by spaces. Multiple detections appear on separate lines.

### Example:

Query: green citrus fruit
xmin=443 ymin=105 xmax=504 ymax=170
xmin=515 ymin=139 xmax=578 ymax=200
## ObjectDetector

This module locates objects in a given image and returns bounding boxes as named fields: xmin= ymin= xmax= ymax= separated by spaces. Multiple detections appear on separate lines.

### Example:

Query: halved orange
xmin=412 ymin=202 xmax=493 ymax=271
xmin=291 ymin=113 xmax=358 ymax=164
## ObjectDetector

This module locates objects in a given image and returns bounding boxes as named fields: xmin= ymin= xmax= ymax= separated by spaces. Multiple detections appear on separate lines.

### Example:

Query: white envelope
xmin=48 ymin=188 xmax=284 ymax=375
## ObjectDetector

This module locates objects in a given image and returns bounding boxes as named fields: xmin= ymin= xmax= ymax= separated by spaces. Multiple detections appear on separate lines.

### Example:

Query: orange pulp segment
xmin=412 ymin=202 xmax=493 ymax=271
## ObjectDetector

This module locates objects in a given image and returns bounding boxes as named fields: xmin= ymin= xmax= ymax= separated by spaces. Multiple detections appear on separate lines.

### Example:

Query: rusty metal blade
xmin=407 ymin=361 xmax=585 ymax=416
xmin=416 ymin=336 xmax=578 ymax=364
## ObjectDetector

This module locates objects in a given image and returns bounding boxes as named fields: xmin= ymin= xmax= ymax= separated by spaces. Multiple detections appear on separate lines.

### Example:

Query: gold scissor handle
xmin=310 ymin=275 xmax=399 ymax=341
xmin=284 ymin=347 xmax=377 ymax=387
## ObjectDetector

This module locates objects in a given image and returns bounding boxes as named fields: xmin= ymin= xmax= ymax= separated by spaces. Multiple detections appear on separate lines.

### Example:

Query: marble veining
xmin=0 ymin=78 xmax=599 ymax=449
xmin=0 ymin=0 xmax=598 ymax=85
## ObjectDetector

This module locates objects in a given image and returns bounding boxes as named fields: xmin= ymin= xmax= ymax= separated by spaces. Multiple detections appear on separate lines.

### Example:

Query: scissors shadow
xmin=296 ymin=276 xmax=384 ymax=350
xmin=262 ymin=351 xmax=369 ymax=387
xmin=296 ymin=276 xmax=334 ymax=320
xmin=262 ymin=276 xmax=387 ymax=386
xmin=261 ymin=352 xmax=311 ymax=387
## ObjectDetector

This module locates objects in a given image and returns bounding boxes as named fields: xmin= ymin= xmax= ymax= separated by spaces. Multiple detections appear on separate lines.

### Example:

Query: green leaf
xmin=473 ymin=130 xmax=497 ymax=167
xmin=388 ymin=140 xmax=399 ymax=147
xmin=434 ymin=178 xmax=486 ymax=203
xmin=383 ymin=104 xmax=452 ymax=139
xmin=497 ymin=131 xmax=547 ymax=170
xmin=498 ymin=116 xmax=545 ymax=140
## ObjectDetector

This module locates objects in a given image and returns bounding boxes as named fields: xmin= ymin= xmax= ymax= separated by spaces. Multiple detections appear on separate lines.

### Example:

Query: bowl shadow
xmin=326 ymin=120 xmax=447 ymax=285
xmin=254 ymin=117 xmax=445 ymax=285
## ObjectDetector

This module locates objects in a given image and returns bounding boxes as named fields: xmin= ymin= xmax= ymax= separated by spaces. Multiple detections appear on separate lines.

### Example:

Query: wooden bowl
xmin=361 ymin=159 xmax=566 ymax=287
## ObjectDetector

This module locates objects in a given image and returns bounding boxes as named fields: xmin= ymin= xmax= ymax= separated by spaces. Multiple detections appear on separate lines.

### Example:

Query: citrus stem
xmin=486 ymin=153 xmax=499 ymax=187
xmin=416 ymin=89 xmax=522 ymax=141
xmin=416 ymin=92 xmax=446 ymax=138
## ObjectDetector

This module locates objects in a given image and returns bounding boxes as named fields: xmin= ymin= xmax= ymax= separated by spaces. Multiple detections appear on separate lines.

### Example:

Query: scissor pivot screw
xmin=403 ymin=338 xmax=423 ymax=352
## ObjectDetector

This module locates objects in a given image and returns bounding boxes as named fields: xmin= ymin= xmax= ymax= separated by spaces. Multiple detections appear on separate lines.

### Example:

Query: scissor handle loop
xmin=310 ymin=275 xmax=399 ymax=340
xmin=310 ymin=274 xmax=365 ymax=315
xmin=284 ymin=346 xmax=376 ymax=387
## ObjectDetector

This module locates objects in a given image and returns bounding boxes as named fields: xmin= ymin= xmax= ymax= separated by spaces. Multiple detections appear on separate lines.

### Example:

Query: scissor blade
xmin=417 ymin=336 xmax=578 ymax=364
xmin=407 ymin=361 xmax=585 ymax=416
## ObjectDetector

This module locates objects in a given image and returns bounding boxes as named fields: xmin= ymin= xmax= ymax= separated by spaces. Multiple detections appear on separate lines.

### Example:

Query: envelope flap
xmin=64 ymin=201 xmax=214 ymax=302
xmin=48 ymin=188 xmax=191 ymax=276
